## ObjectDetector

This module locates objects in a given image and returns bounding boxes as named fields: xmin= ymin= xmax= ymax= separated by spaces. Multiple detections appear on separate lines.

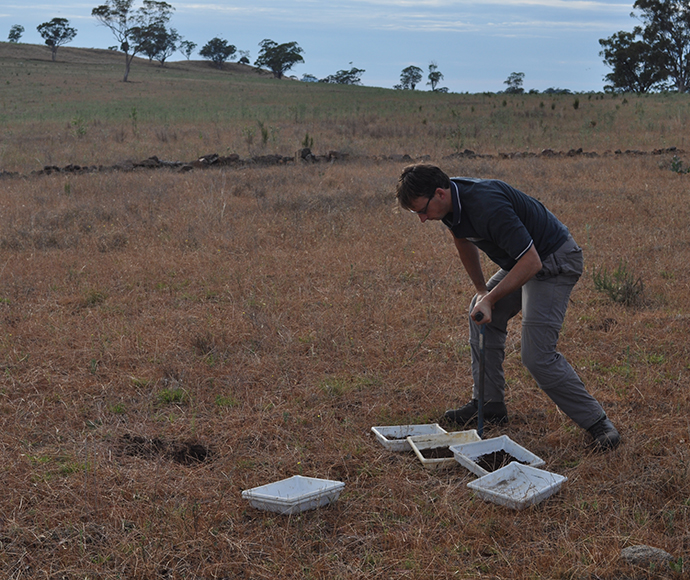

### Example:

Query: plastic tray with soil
xmin=407 ymin=430 xmax=481 ymax=470
xmin=467 ymin=463 xmax=567 ymax=510
xmin=420 ymin=446 xmax=456 ymax=459
xmin=450 ymin=435 xmax=545 ymax=477
xmin=371 ymin=424 xmax=447 ymax=452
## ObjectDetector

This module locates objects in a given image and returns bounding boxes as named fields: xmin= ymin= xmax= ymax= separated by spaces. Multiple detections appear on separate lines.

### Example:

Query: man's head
xmin=396 ymin=164 xmax=451 ymax=212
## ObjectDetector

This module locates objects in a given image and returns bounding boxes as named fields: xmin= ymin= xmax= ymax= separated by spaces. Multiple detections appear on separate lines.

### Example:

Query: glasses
xmin=409 ymin=195 xmax=433 ymax=215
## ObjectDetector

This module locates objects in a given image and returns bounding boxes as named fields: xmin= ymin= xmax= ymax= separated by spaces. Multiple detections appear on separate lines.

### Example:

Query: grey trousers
xmin=469 ymin=236 xmax=605 ymax=430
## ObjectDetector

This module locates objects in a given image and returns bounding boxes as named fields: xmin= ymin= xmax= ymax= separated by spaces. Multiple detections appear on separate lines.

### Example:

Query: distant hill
xmin=0 ymin=41 xmax=269 ymax=77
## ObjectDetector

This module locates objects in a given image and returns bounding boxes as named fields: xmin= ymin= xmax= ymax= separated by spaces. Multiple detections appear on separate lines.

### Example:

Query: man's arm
xmin=453 ymin=236 xmax=487 ymax=294
xmin=454 ymin=235 xmax=542 ymax=324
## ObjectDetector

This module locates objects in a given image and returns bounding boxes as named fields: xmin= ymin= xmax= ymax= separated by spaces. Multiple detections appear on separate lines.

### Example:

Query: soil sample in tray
xmin=420 ymin=446 xmax=455 ymax=459
xmin=475 ymin=449 xmax=527 ymax=472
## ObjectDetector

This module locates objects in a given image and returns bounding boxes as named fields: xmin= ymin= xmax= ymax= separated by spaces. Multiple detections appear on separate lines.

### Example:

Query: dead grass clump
xmin=97 ymin=231 xmax=128 ymax=252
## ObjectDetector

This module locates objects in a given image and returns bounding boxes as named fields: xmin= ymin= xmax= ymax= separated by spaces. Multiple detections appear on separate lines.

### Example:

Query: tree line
xmin=2 ymin=12 xmax=565 ymax=94
xmin=13 ymin=0 xmax=687 ymax=93
xmin=5 ymin=0 xmax=436 ymax=89
xmin=5 ymin=0 xmax=363 ymax=85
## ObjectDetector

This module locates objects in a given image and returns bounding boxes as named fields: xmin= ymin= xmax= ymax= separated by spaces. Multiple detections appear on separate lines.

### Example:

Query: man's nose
xmin=419 ymin=214 xmax=427 ymax=223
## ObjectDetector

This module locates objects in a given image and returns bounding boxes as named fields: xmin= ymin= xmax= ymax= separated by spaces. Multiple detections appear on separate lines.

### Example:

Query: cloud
xmin=179 ymin=0 xmax=629 ymax=8
xmin=174 ymin=0 xmax=631 ymax=33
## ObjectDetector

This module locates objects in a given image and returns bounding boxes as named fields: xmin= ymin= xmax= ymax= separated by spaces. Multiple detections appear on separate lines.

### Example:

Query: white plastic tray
xmin=407 ymin=430 xmax=481 ymax=470
xmin=467 ymin=462 xmax=567 ymax=510
xmin=371 ymin=423 xmax=446 ymax=451
xmin=450 ymin=434 xmax=545 ymax=477
xmin=241 ymin=475 xmax=345 ymax=515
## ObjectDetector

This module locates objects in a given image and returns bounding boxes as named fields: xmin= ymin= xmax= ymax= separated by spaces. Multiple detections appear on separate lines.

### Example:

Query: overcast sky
xmin=1 ymin=1 xmax=638 ymax=92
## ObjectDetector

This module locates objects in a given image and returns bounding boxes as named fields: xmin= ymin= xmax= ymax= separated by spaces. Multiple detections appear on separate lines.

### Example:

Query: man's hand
xmin=469 ymin=246 xmax=543 ymax=326
xmin=471 ymin=292 xmax=492 ymax=325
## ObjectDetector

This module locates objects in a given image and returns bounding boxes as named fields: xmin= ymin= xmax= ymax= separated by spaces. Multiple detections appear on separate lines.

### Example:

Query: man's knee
xmin=522 ymin=343 xmax=561 ymax=384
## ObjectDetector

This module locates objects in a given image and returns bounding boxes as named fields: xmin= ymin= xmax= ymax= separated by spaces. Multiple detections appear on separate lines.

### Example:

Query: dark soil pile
xmin=420 ymin=446 xmax=455 ymax=459
xmin=475 ymin=450 xmax=527 ymax=472
xmin=118 ymin=434 xmax=211 ymax=465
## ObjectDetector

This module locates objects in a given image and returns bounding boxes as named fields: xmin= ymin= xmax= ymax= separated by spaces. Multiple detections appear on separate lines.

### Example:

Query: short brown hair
xmin=396 ymin=164 xmax=450 ymax=211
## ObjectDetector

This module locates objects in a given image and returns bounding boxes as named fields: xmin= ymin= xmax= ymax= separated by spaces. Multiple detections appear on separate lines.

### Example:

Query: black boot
xmin=444 ymin=399 xmax=508 ymax=428
xmin=587 ymin=415 xmax=621 ymax=450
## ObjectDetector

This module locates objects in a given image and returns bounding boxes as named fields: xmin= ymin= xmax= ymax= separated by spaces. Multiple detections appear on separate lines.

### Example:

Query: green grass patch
xmin=157 ymin=387 xmax=188 ymax=405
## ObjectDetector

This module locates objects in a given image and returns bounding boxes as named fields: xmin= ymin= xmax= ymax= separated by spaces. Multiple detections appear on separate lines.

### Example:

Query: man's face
xmin=408 ymin=188 xmax=449 ymax=222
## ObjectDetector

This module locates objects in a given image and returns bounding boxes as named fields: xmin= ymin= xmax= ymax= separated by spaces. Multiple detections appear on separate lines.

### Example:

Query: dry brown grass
xmin=1 ymin=44 xmax=689 ymax=579
xmin=1 ymin=156 xmax=688 ymax=579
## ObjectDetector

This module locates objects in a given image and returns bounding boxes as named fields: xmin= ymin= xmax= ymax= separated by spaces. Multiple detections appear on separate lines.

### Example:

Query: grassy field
xmin=3 ymin=41 xmax=690 ymax=174
xmin=0 ymin=44 xmax=689 ymax=579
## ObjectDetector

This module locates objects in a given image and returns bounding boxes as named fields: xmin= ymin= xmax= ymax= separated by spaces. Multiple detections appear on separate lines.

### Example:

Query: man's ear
xmin=435 ymin=187 xmax=447 ymax=199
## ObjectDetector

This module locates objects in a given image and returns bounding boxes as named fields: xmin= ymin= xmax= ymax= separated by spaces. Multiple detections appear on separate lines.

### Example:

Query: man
xmin=396 ymin=164 xmax=620 ymax=450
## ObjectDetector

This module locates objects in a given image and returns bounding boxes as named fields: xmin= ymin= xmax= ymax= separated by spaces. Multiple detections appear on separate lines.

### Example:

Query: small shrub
xmin=302 ymin=132 xmax=314 ymax=149
xmin=71 ymin=115 xmax=87 ymax=138
xmin=257 ymin=120 xmax=269 ymax=147
xmin=670 ymin=156 xmax=690 ymax=174
xmin=129 ymin=107 xmax=138 ymax=136
xmin=592 ymin=261 xmax=644 ymax=306
xmin=242 ymin=126 xmax=255 ymax=151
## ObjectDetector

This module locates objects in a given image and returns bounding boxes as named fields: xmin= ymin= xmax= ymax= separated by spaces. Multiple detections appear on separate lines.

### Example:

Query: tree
xmin=8 ymin=24 xmax=24 ymax=43
xmin=504 ymin=72 xmax=525 ymax=94
xmin=399 ymin=65 xmax=423 ymax=89
xmin=599 ymin=28 xmax=669 ymax=93
xmin=599 ymin=1 xmax=690 ymax=93
xmin=152 ymin=26 xmax=180 ymax=65
xmin=320 ymin=66 xmax=365 ymax=85
xmin=92 ymin=0 xmax=174 ymax=82
xmin=179 ymin=40 xmax=196 ymax=60
xmin=132 ymin=1 xmax=176 ymax=64
xmin=427 ymin=62 xmax=445 ymax=91
xmin=136 ymin=22 xmax=179 ymax=64
xmin=36 ymin=18 xmax=77 ymax=61
xmin=199 ymin=37 xmax=236 ymax=69
xmin=254 ymin=40 xmax=304 ymax=79
xmin=632 ymin=0 xmax=690 ymax=92
xmin=92 ymin=0 xmax=137 ymax=81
